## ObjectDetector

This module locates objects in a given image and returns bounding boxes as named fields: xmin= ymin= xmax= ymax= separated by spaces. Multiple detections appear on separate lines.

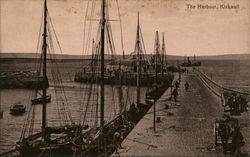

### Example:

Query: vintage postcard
xmin=0 ymin=0 xmax=249 ymax=156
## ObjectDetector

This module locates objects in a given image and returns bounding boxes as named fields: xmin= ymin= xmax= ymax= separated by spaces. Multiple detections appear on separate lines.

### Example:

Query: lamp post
xmin=153 ymin=83 xmax=157 ymax=133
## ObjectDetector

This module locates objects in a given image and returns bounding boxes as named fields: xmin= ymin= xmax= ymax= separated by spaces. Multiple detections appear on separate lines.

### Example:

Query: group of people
xmin=226 ymin=92 xmax=248 ymax=114
xmin=218 ymin=115 xmax=245 ymax=156
xmin=171 ymin=80 xmax=189 ymax=102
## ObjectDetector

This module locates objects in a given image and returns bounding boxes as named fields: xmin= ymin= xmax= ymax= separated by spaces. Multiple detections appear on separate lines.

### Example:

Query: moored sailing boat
xmin=74 ymin=6 xmax=159 ymax=87
xmin=11 ymin=1 xmax=87 ymax=157
xmin=146 ymin=31 xmax=173 ymax=100
xmin=127 ymin=12 xmax=152 ymax=124
xmin=71 ymin=10 xmax=152 ymax=157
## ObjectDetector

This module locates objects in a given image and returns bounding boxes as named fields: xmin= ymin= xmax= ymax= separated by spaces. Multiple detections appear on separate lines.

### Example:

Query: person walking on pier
xmin=185 ymin=81 xmax=189 ymax=92
xmin=175 ymin=81 xmax=180 ymax=89
xmin=173 ymin=88 xmax=178 ymax=102
xmin=231 ymin=126 xmax=244 ymax=157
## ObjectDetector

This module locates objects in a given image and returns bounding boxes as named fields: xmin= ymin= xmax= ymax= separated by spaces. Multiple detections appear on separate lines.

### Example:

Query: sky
xmin=0 ymin=0 xmax=249 ymax=56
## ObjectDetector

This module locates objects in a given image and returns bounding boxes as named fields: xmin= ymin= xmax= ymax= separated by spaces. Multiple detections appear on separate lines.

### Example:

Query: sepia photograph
xmin=0 ymin=0 xmax=249 ymax=156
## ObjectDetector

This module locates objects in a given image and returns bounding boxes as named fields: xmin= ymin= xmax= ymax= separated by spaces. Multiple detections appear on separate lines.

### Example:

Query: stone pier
xmin=112 ymin=72 xmax=249 ymax=157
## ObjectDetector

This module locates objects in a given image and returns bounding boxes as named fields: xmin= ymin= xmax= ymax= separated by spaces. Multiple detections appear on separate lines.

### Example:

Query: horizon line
xmin=0 ymin=52 xmax=249 ymax=57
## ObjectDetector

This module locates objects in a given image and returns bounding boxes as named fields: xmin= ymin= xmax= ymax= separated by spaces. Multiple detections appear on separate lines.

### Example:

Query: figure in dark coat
xmin=175 ymin=81 xmax=179 ymax=89
xmin=173 ymin=88 xmax=178 ymax=102
xmin=185 ymin=82 xmax=189 ymax=91
xmin=231 ymin=126 xmax=244 ymax=156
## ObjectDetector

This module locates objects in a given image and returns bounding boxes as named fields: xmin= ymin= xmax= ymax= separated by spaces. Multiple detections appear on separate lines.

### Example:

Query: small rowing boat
xmin=10 ymin=103 xmax=26 ymax=115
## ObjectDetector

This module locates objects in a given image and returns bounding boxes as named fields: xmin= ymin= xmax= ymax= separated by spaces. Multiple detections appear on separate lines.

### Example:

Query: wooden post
xmin=153 ymin=85 xmax=157 ymax=133
xmin=153 ymin=98 xmax=156 ymax=132
xmin=178 ymin=66 xmax=181 ymax=82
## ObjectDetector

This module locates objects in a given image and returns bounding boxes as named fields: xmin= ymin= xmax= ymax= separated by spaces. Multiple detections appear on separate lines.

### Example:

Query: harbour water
xmin=199 ymin=60 xmax=250 ymax=93
xmin=0 ymin=84 xmax=147 ymax=153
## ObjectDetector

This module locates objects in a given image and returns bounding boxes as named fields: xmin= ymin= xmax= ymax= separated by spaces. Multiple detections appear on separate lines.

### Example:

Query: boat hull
xmin=146 ymin=74 xmax=174 ymax=100
xmin=32 ymin=95 xmax=51 ymax=105
xmin=19 ymin=144 xmax=74 ymax=157
xmin=17 ymin=125 xmax=88 ymax=157
xmin=10 ymin=106 xmax=26 ymax=115
xmin=74 ymin=72 xmax=173 ymax=87
xmin=73 ymin=101 xmax=153 ymax=157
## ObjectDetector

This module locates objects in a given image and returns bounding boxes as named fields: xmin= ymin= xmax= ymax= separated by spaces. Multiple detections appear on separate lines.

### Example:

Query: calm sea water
xmin=199 ymin=60 xmax=250 ymax=93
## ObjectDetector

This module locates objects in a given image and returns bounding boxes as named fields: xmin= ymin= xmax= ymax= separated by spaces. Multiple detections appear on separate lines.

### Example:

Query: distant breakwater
xmin=194 ymin=68 xmax=250 ymax=97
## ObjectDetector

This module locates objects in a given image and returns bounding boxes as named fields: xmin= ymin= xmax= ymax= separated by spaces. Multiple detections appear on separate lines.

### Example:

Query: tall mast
xmin=42 ymin=0 xmax=48 ymax=133
xmin=0 ymin=91 xmax=1 ymax=112
xmin=161 ymin=32 xmax=165 ymax=77
xmin=122 ymin=50 xmax=125 ymax=59
xmin=91 ymin=39 xmax=95 ymax=63
xmin=136 ymin=12 xmax=141 ymax=105
xmin=154 ymin=31 xmax=160 ymax=83
xmin=153 ymin=31 xmax=160 ymax=133
xmin=100 ymin=0 xmax=106 ymax=130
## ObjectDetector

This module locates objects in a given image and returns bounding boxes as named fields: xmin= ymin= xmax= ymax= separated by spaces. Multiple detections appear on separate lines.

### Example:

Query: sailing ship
xmin=73 ymin=5 xmax=171 ymax=87
xmin=71 ymin=11 xmax=152 ymax=157
xmin=74 ymin=63 xmax=158 ymax=86
xmin=74 ymin=60 xmax=157 ymax=86
xmin=74 ymin=26 xmax=172 ymax=87
xmin=9 ymin=1 xmax=87 ymax=156
xmin=146 ymin=31 xmax=174 ymax=100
